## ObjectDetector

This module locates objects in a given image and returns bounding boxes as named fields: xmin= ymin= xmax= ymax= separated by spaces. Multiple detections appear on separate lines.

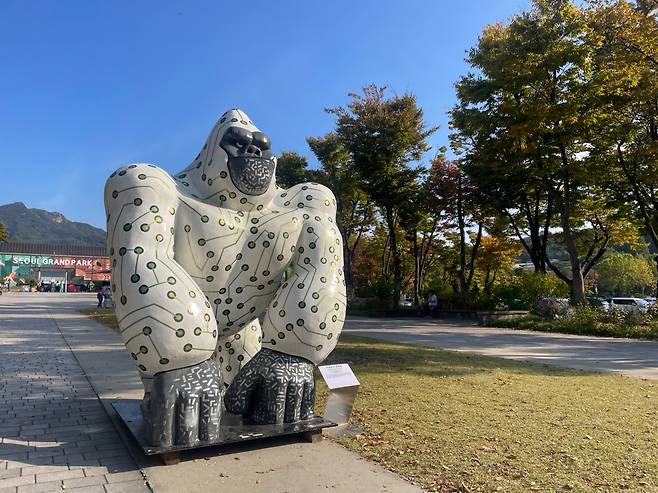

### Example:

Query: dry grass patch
xmin=318 ymin=336 xmax=658 ymax=493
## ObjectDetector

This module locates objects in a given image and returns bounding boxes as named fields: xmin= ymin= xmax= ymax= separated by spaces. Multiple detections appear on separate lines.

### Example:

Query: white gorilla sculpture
xmin=104 ymin=109 xmax=346 ymax=446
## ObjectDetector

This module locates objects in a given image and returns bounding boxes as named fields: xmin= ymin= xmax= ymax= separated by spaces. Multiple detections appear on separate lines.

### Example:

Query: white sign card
xmin=318 ymin=364 xmax=360 ymax=390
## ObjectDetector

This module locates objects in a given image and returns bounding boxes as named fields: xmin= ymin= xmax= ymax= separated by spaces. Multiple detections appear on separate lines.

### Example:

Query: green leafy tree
xmin=327 ymin=84 xmax=436 ymax=307
xmin=475 ymin=234 xmax=522 ymax=296
xmin=451 ymin=0 xmax=640 ymax=304
xmin=276 ymin=151 xmax=311 ymax=188
xmin=425 ymin=156 xmax=484 ymax=295
xmin=399 ymin=175 xmax=443 ymax=306
xmin=494 ymin=270 xmax=569 ymax=309
xmin=307 ymin=132 xmax=374 ymax=293
xmin=595 ymin=252 xmax=656 ymax=296
xmin=587 ymin=0 xmax=658 ymax=294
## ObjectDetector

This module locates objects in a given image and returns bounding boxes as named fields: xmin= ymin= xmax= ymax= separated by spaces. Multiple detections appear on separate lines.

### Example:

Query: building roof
xmin=0 ymin=241 xmax=107 ymax=257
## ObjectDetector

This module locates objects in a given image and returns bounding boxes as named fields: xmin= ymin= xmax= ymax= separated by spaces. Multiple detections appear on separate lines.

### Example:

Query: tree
xmin=0 ymin=221 xmax=7 ymax=242
xmin=307 ymin=132 xmax=374 ymax=293
xmin=426 ymin=156 xmax=484 ymax=294
xmin=475 ymin=235 xmax=522 ymax=295
xmin=327 ymin=84 xmax=436 ymax=307
xmin=451 ymin=0 xmax=639 ymax=303
xmin=595 ymin=252 xmax=656 ymax=296
xmin=399 ymin=180 xmax=442 ymax=306
xmin=276 ymin=151 xmax=311 ymax=188
xmin=587 ymin=0 xmax=658 ymax=294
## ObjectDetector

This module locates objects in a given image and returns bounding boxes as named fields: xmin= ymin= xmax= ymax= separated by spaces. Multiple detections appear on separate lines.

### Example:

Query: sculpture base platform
xmin=112 ymin=400 xmax=337 ymax=465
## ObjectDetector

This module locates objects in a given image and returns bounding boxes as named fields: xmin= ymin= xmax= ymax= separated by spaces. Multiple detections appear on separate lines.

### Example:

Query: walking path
xmin=0 ymin=295 xmax=148 ymax=493
xmin=0 ymin=293 xmax=423 ymax=493
xmin=344 ymin=316 xmax=658 ymax=379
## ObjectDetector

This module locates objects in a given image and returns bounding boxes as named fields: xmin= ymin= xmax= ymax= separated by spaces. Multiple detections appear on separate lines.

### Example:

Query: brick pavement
xmin=0 ymin=300 xmax=150 ymax=493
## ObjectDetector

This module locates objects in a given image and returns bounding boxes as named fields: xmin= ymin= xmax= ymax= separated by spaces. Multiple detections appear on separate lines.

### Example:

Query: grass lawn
xmin=81 ymin=308 xmax=658 ymax=492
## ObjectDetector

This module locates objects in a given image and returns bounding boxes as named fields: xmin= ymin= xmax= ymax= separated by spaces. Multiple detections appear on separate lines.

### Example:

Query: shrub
xmin=533 ymin=297 xmax=570 ymax=319
xmin=493 ymin=303 xmax=658 ymax=340
xmin=355 ymin=279 xmax=394 ymax=306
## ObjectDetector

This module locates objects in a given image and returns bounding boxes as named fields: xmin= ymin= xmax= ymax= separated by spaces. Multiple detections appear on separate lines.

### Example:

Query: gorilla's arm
xmin=105 ymin=164 xmax=222 ymax=446
xmin=225 ymin=184 xmax=347 ymax=423
xmin=260 ymin=202 xmax=347 ymax=363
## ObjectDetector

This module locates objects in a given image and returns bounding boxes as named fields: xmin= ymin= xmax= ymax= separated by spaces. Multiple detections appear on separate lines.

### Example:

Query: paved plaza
xmin=0 ymin=296 xmax=147 ymax=493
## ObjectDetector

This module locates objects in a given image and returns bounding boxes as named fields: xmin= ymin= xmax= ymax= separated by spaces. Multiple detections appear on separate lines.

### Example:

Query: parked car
xmin=644 ymin=297 xmax=656 ymax=305
xmin=588 ymin=297 xmax=607 ymax=307
xmin=399 ymin=298 xmax=414 ymax=307
xmin=603 ymin=297 xmax=650 ymax=313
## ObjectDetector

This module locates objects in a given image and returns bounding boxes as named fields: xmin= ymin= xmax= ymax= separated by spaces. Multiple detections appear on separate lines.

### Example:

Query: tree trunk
xmin=386 ymin=206 xmax=402 ymax=309
xmin=483 ymin=268 xmax=492 ymax=295
xmin=466 ymin=222 xmax=483 ymax=289
xmin=342 ymin=240 xmax=353 ymax=292
xmin=558 ymin=145 xmax=586 ymax=305
xmin=616 ymin=144 xmax=658 ymax=298
xmin=508 ymin=213 xmax=545 ymax=273
xmin=654 ymin=256 xmax=658 ymax=299
xmin=412 ymin=229 xmax=420 ymax=306
xmin=457 ymin=173 xmax=467 ymax=293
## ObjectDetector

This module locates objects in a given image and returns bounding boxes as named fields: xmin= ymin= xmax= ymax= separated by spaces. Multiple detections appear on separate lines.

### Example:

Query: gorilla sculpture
xmin=104 ymin=109 xmax=346 ymax=447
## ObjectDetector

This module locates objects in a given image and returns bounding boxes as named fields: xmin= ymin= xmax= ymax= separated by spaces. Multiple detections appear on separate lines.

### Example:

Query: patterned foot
xmin=224 ymin=348 xmax=315 ymax=424
xmin=141 ymin=359 xmax=224 ymax=447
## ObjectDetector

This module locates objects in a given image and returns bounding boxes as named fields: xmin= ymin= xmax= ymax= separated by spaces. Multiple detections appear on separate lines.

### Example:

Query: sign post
xmin=318 ymin=364 xmax=360 ymax=436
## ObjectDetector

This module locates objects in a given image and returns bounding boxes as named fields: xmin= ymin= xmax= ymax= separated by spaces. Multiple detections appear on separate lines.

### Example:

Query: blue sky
xmin=0 ymin=0 xmax=528 ymax=229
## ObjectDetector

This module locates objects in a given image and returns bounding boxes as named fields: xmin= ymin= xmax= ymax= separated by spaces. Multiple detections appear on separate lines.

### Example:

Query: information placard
xmin=318 ymin=364 xmax=359 ymax=390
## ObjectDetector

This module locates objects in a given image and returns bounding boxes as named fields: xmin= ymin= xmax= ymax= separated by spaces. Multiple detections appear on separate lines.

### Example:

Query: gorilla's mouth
xmin=227 ymin=156 xmax=275 ymax=196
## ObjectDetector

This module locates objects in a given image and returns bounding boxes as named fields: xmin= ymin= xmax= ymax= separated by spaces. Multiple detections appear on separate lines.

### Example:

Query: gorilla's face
xmin=220 ymin=127 xmax=275 ymax=196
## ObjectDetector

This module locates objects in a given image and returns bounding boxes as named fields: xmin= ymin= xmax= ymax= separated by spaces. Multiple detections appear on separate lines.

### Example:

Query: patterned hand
xmin=224 ymin=348 xmax=315 ymax=424
xmin=141 ymin=359 xmax=224 ymax=447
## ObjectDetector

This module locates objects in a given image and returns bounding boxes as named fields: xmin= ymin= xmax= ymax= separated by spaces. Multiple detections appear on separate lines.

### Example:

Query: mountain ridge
xmin=0 ymin=202 xmax=106 ymax=247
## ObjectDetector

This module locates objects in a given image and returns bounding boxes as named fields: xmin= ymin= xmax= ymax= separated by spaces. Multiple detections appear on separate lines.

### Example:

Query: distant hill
xmin=0 ymin=202 xmax=106 ymax=247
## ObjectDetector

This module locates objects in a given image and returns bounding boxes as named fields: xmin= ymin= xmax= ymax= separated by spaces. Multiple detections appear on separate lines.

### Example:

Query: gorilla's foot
xmin=141 ymin=359 xmax=224 ymax=447
xmin=224 ymin=348 xmax=315 ymax=425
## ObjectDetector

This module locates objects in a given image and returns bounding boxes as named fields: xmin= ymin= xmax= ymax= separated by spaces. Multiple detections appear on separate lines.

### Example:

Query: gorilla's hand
xmin=141 ymin=359 xmax=224 ymax=447
xmin=224 ymin=348 xmax=315 ymax=424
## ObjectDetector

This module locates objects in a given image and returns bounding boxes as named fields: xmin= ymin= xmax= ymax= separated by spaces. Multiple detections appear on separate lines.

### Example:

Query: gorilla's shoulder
xmin=106 ymin=164 xmax=176 ymax=189
xmin=104 ymin=164 xmax=178 ymax=203
xmin=276 ymin=182 xmax=337 ymax=217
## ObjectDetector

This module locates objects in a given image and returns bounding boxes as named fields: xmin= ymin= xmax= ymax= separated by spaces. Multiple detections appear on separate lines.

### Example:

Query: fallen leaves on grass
xmin=318 ymin=336 xmax=658 ymax=493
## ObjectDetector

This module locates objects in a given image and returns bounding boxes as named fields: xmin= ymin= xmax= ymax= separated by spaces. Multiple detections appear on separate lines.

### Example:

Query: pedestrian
xmin=428 ymin=291 xmax=438 ymax=319
xmin=101 ymin=285 xmax=113 ymax=308
xmin=97 ymin=290 xmax=104 ymax=308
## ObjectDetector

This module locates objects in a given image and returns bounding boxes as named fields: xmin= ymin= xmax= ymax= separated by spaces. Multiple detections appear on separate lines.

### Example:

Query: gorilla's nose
xmin=243 ymin=144 xmax=262 ymax=157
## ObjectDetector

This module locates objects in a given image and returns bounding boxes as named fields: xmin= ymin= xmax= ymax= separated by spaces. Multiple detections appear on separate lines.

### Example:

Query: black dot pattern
xmin=104 ymin=111 xmax=346 ymax=387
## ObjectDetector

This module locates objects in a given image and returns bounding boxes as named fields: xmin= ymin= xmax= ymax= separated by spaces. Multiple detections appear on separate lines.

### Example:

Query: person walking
xmin=101 ymin=285 xmax=113 ymax=308
xmin=96 ymin=290 xmax=104 ymax=308
xmin=428 ymin=291 xmax=438 ymax=319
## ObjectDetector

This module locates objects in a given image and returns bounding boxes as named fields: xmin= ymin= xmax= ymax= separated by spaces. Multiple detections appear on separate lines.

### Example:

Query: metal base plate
xmin=323 ymin=423 xmax=362 ymax=438
xmin=112 ymin=400 xmax=337 ymax=455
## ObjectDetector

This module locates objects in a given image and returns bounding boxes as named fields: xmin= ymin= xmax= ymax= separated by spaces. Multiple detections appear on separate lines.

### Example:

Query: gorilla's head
xmin=218 ymin=110 xmax=275 ymax=196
